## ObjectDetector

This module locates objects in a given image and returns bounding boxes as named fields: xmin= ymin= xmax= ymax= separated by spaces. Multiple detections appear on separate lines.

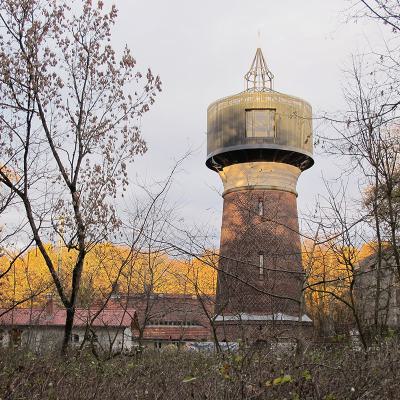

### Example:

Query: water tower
xmin=206 ymin=48 xmax=313 ymax=341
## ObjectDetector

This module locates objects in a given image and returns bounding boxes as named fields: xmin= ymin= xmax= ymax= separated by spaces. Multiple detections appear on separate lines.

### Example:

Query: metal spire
xmin=244 ymin=48 xmax=274 ymax=92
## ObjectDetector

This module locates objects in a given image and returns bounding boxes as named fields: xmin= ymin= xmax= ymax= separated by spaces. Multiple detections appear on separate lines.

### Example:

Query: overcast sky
xmin=109 ymin=0 xmax=384 ymax=240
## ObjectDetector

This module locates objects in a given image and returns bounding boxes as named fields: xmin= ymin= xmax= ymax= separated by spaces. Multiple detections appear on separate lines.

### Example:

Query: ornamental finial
xmin=244 ymin=48 xmax=274 ymax=91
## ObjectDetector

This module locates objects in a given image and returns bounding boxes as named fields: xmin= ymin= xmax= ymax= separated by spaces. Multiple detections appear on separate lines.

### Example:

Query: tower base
xmin=214 ymin=317 xmax=314 ymax=345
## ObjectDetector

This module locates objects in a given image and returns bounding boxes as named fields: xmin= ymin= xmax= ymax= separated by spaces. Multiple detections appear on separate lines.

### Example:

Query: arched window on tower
xmin=258 ymin=199 xmax=264 ymax=216
xmin=259 ymin=253 xmax=264 ymax=277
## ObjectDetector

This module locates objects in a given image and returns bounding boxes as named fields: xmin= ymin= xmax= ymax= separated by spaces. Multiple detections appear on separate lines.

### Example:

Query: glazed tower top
xmin=206 ymin=48 xmax=313 ymax=172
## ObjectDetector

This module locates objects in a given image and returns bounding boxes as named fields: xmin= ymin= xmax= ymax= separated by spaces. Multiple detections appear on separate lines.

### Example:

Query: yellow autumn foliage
xmin=1 ymin=238 xmax=378 ymax=314
xmin=0 ymin=243 xmax=217 ymax=307
xmin=302 ymin=239 xmax=380 ymax=331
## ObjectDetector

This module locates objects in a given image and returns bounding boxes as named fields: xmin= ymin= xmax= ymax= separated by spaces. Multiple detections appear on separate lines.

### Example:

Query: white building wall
xmin=0 ymin=325 xmax=134 ymax=352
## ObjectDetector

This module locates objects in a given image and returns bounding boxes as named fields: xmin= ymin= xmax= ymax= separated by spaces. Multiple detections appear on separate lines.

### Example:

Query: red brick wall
xmin=215 ymin=320 xmax=314 ymax=343
xmin=127 ymin=295 xmax=214 ymax=341
xmin=216 ymin=189 xmax=304 ymax=318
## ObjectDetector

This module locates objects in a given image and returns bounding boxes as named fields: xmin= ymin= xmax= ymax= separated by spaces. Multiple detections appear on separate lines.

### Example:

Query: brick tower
xmin=206 ymin=49 xmax=314 ymax=341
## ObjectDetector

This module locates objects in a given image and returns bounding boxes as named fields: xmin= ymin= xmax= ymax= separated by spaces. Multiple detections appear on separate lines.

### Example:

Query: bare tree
xmin=317 ymin=1 xmax=400 ymax=336
xmin=303 ymin=181 xmax=369 ymax=348
xmin=0 ymin=0 xmax=161 ymax=352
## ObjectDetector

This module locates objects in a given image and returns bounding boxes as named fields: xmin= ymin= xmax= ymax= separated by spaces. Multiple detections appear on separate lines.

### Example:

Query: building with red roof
xmin=0 ymin=297 xmax=137 ymax=352
xmin=0 ymin=293 xmax=217 ymax=351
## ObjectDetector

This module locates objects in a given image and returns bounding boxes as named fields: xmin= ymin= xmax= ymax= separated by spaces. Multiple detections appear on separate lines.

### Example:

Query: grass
xmin=0 ymin=339 xmax=399 ymax=399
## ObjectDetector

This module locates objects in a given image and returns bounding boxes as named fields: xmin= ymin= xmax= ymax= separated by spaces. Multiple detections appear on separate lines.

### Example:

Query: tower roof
xmin=244 ymin=48 xmax=274 ymax=92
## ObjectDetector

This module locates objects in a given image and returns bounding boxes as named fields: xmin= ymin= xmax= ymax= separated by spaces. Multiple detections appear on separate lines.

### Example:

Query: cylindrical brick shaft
xmin=215 ymin=162 xmax=304 ymax=319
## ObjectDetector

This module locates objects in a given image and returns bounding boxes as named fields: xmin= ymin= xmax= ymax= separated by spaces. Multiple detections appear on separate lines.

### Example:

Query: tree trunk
xmin=373 ymin=172 xmax=383 ymax=331
xmin=210 ymin=320 xmax=221 ymax=353
xmin=62 ymin=306 xmax=75 ymax=354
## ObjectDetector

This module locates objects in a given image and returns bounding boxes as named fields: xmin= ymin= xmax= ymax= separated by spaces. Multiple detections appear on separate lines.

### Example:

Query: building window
xmin=246 ymin=109 xmax=276 ymax=138
xmin=258 ymin=199 xmax=264 ymax=216
xmin=148 ymin=320 xmax=199 ymax=327
xmin=84 ymin=332 xmax=98 ymax=343
xmin=10 ymin=329 xmax=22 ymax=346
xmin=71 ymin=334 xmax=80 ymax=343
xmin=259 ymin=253 xmax=264 ymax=277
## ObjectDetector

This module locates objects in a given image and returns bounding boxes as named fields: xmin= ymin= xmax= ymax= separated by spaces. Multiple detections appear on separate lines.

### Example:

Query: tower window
xmin=258 ymin=199 xmax=264 ymax=216
xmin=246 ymin=109 xmax=276 ymax=138
xmin=259 ymin=253 xmax=264 ymax=277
